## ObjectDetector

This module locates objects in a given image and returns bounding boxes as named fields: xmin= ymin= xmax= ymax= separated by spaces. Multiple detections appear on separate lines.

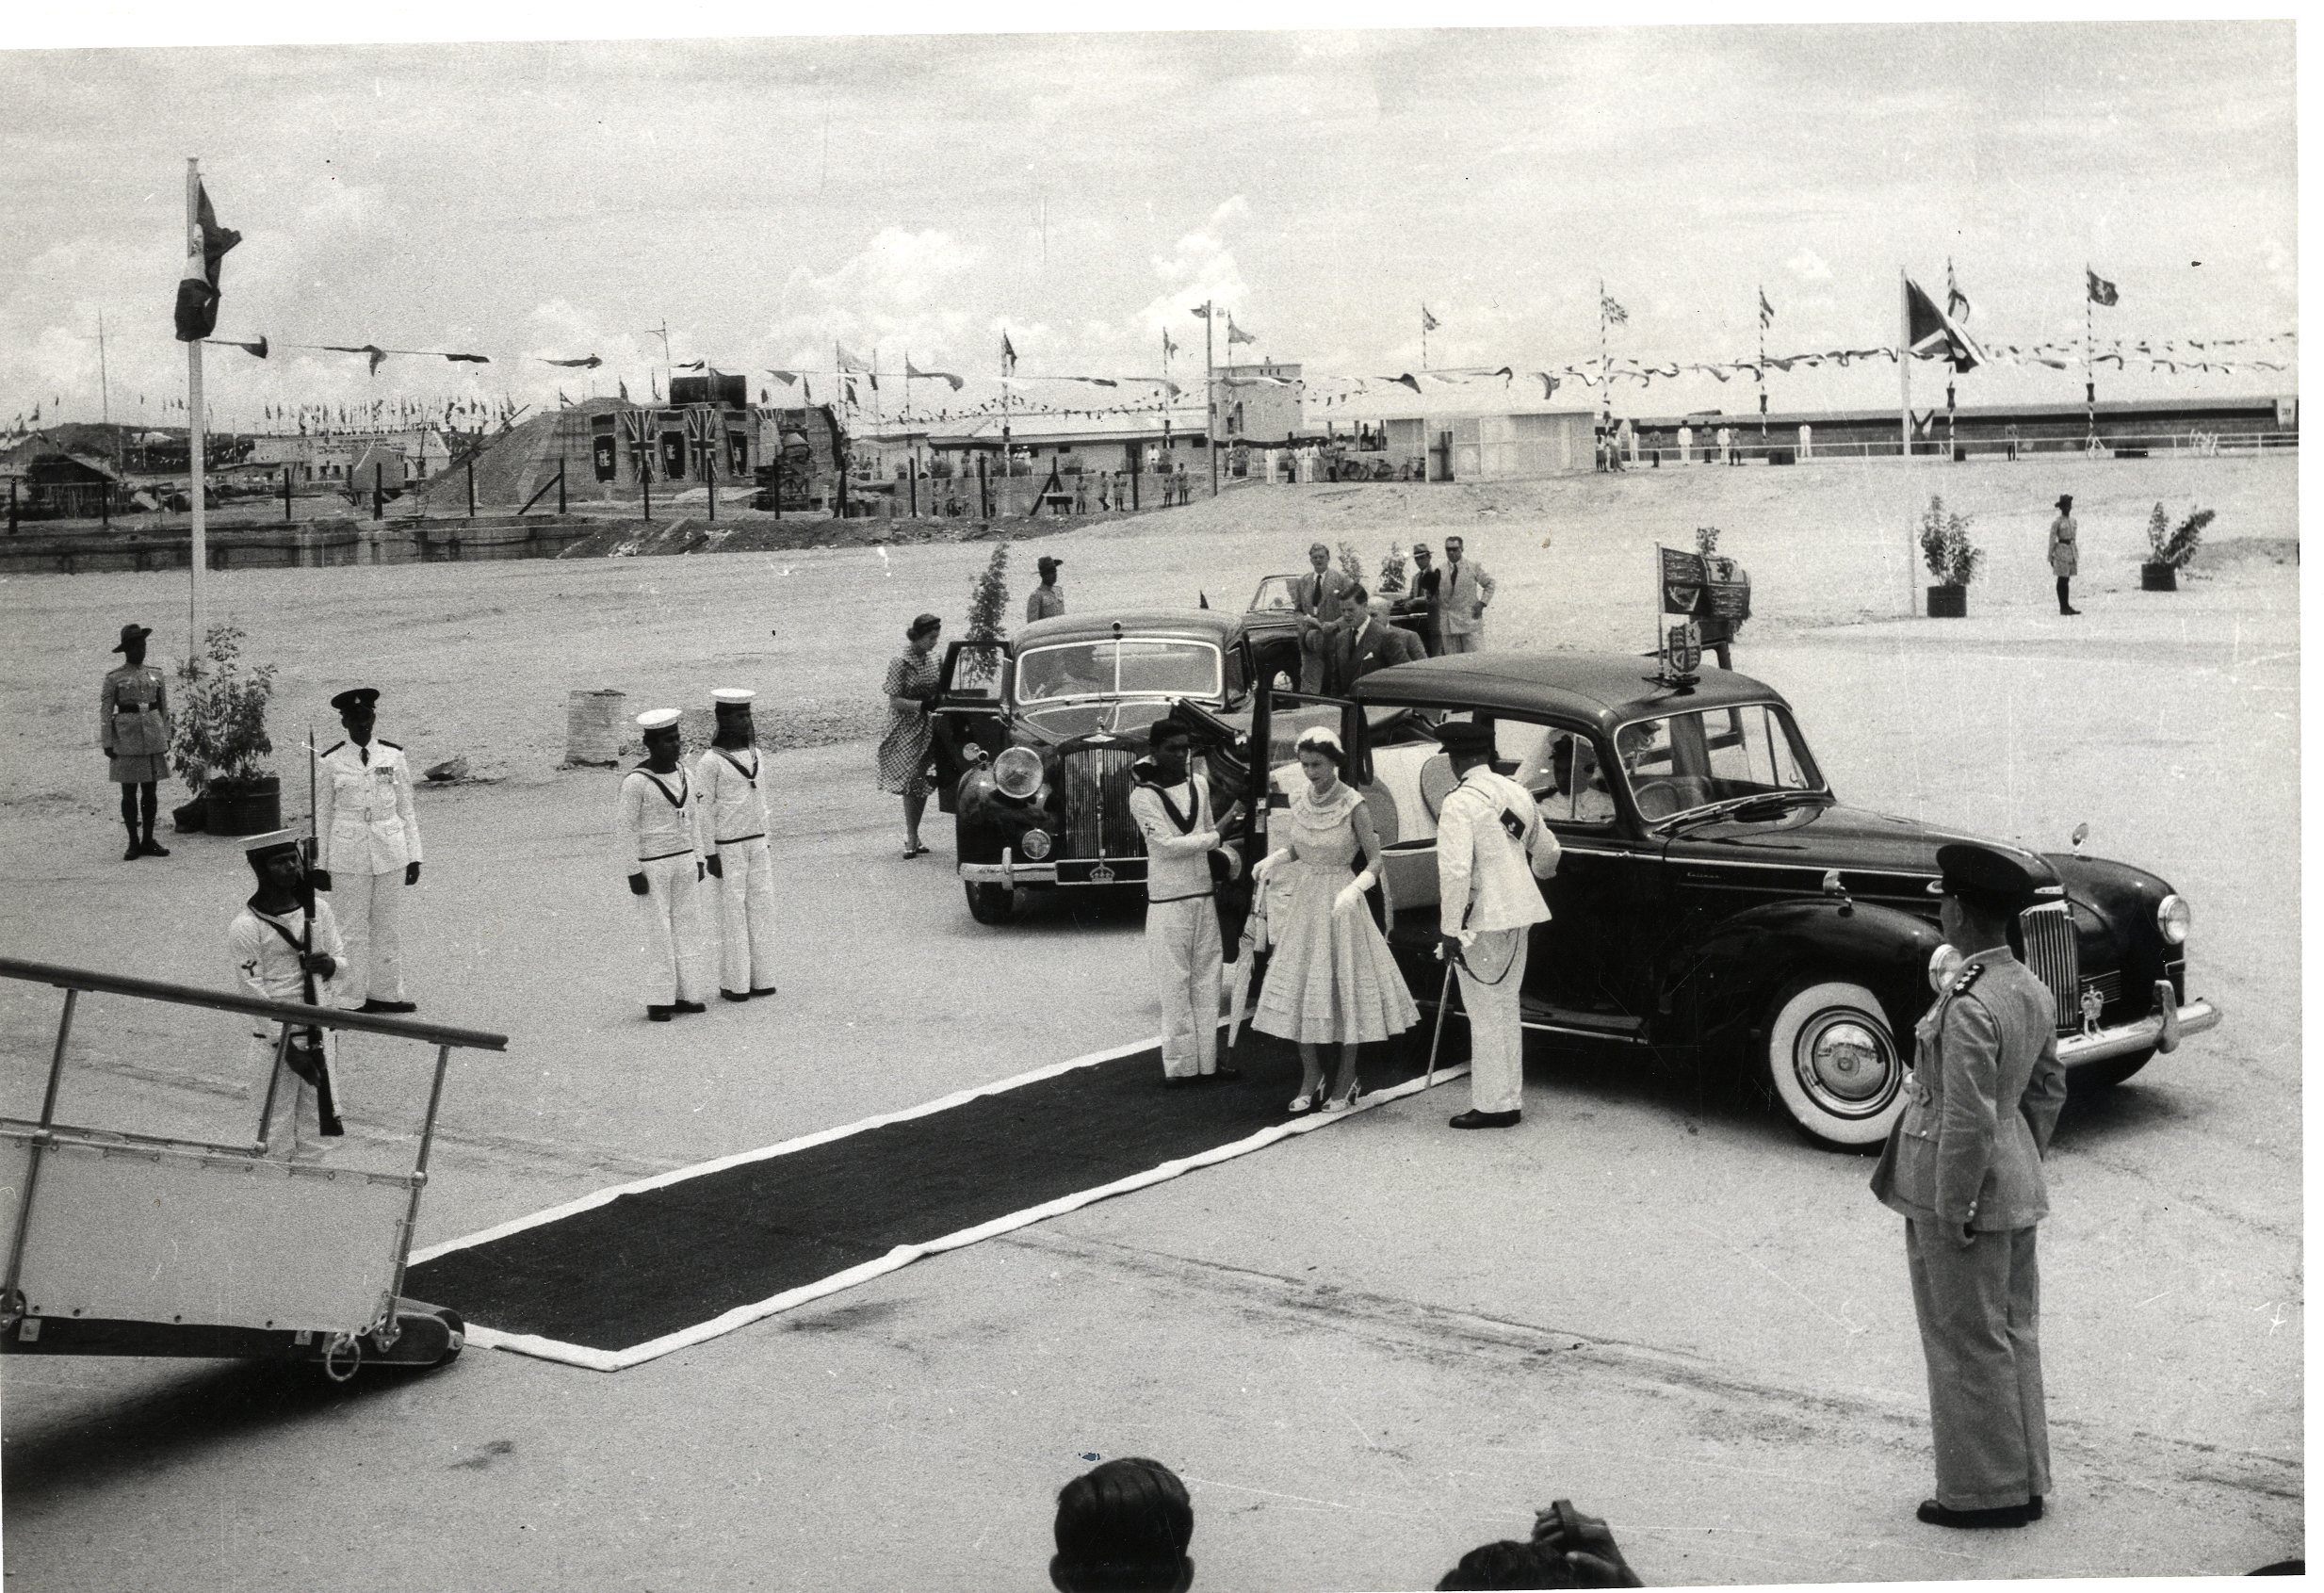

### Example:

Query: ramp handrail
xmin=0 ymin=956 xmax=508 ymax=1051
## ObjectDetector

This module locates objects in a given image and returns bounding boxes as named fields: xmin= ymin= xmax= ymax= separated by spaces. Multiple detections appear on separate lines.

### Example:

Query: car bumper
xmin=2057 ymin=986 xmax=2220 ymax=1067
xmin=958 ymin=849 xmax=1145 ymax=887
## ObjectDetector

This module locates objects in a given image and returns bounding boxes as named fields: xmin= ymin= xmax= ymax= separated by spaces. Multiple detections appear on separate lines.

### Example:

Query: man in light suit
xmin=1432 ymin=720 xmax=1560 ymax=1129
xmin=1871 ymin=841 xmax=2069 ymax=1529
xmin=1292 ymin=541 xmax=1357 ymax=691
xmin=1438 ymin=535 xmax=1496 ymax=654
xmin=313 ymin=686 xmax=422 ymax=1014
xmin=1329 ymin=585 xmax=1426 ymax=694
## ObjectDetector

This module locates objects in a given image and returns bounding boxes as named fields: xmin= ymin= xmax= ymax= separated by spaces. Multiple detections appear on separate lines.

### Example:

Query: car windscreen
xmin=1616 ymin=703 xmax=1825 ymax=821
xmin=1015 ymin=639 xmax=1222 ymax=704
xmin=1248 ymin=577 xmax=1301 ymax=613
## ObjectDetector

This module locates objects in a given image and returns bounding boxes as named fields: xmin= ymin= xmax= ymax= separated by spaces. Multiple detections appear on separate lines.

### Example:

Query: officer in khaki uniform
xmin=1871 ymin=841 xmax=2069 ymax=1529
xmin=313 ymin=686 xmax=423 ymax=1014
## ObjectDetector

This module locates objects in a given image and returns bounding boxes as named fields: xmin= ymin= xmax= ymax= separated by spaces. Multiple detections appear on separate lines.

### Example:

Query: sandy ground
xmin=0 ymin=452 xmax=2299 ymax=1589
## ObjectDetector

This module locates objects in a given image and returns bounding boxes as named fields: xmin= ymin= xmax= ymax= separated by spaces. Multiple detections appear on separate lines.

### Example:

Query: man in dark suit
xmin=1397 ymin=542 xmax=1444 ymax=656
xmin=1329 ymin=585 xmax=1426 ymax=695
xmin=1870 ymin=842 xmax=2069 ymax=1530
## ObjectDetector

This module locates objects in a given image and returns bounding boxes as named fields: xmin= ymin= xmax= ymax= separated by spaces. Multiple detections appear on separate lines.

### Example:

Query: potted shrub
xmin=170 ymin=623 xmax=283 ymax=837
xmin=2142 ymin=502 xmax=2214 ymax=591
xmin=1918 ymin=496 xmax=1983 ymax=618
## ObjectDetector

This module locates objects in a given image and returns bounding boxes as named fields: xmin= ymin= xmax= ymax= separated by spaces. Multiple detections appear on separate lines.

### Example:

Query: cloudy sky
xmin=1 ymin=22 xmax=2298 ymax=432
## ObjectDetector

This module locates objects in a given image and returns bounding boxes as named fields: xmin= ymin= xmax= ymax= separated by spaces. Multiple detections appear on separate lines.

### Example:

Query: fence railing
xmin=1601 ymin=430 xmax=2299 ymax=469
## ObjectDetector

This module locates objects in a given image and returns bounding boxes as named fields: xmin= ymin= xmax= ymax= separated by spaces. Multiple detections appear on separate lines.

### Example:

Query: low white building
xmin=246 ymin=426 xmax=451 ymax=484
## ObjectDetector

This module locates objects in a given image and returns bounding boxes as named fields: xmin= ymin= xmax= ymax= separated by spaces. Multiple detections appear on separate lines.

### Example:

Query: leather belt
xmin=716 ymin=833 xmax=766 ymax=846
xmin=638 ymin=847 xmax=694 ymax=863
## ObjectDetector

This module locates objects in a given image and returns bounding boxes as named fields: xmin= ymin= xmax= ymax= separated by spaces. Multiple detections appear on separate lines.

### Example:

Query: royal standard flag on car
xmin=1659 ymin=545 xmax=1706 ymax=615
xmin=173 ymin=178 xmax=240 ymax=343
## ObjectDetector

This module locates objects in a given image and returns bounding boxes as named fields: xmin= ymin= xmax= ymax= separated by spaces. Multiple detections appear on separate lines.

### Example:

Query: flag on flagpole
xmin=836 ymin=346 xmax=872 ymax=373
xmin=1600 ymin=293 xmax=1628 ymax=326
xmin=543 ymin=354 xmax=603 ymax=368
xmin=905 ymin=359 xmax=964 ymax=390
xmin=1162 ymin=329 xmax=1178 ymax=358
xmin=1758 ymin=289 xmax=1775 ymax=329
xmin=2086 ymin=269 xmax=2119 ymax=307
xmin=173 ymin=177 xmax=240 ymax=342
xmin=1226 ymin=315 xmax=1256 ymax=346
xmin=1000 ymin=332 xmax=1018 ymax=373
xmin=1904 ymin=277 xmax=1984 ymax=371
xmin=1191 ymin=302 xmax=1213 ymax=320
xmin=1421 ymin=305 xmax=1440 ymax=333
xmin=1945 ymin=259 xmax=1973 ymax=321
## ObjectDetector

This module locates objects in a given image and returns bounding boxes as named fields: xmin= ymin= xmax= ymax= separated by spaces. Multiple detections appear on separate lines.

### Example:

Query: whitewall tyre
xmin=1764 ymin=979 xmax=1907 ymax=1150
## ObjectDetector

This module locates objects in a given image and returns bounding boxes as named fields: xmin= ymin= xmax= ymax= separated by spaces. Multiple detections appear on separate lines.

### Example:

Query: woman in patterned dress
xmin=1250 ymin=725 xmax=1419 ymax=1112
xmin=878 ymin=612 xmax=944 ymax=857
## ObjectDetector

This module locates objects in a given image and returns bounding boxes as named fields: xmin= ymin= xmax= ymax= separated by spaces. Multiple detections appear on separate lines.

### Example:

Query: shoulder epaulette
xmin=378 ymin=738 xmax=402 ymax=751
xmin=320 ymin=740 xmax=345 ymax=756
xmin=1948 ymin=962 xmax=1986 ymax=997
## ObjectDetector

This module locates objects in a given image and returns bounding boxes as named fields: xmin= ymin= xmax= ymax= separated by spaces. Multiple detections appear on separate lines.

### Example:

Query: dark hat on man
xmin=1433 ymin=721 xmax=1497 ymax=757
xmin=906 ymin=612 xmax=943 ymax=640
xmin=2055 ymin=495 xmax=2073 ymax=511
xmin=1927 ymin=841 xmax=2040 ymax=907
xmin=110 ymin=623 xmax=152 ymax=653
xmin=1037 ymin=555 xmax=1064 ymax=576
xmin=331 ymin=686 xmax=382 ymax=713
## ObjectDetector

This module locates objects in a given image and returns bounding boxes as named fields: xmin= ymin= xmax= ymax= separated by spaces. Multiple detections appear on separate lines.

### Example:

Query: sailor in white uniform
xmin=229 ymin=828 xmax=347 ymax=1159
xmin=695 ymin=687 xmax=781 ymax=1002
xmin=1432 ymin=720 xmax=1560 ymax=1129
xmin=620 ymin=708 xmax=712 ymax=1021
xmin=313 ymin=685 xmax=422 ymax=1014
xmin=1128 ymin=711 xmax=1241 ymax=1084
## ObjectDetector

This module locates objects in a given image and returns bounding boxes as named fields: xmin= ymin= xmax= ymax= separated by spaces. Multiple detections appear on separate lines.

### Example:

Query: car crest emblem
xmin=1086 ymin=733 xmax=1116 ymax=745
xmin=1663 ymin=620 xmax=1702 ymax=677
xmin=1089 ymin=863 xmax=1116 ymax=885
xmin=2080 ymin=984 xmax=2105 ymax=1035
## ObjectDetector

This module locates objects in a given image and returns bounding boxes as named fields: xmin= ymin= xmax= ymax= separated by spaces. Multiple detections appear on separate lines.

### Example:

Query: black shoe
xmin=139 ymin=837 xmax=171 ymax=857
xmin=1916 ymin=1500 xmax=2030 ymax=1529
xmin=721 ymin=990 xmax=752 ymax=1003
xmin=749 ymin=985 xmax=780 ymax=999
xmin=2064 ymin=607 xmax=2082 ymax=616
xmin=1449 ymin=1109 xmax=1521 ymax=1130
xmin=647 ymin=1006 xmax=675 ymax=1022
xmin=2026 ymin=1495 xmax=2043 ymax=1521
xmin=123 ymin=841 xmax=141 ymax=861
xmin=1162 ymin=1076 xmax=1203 ymax=1090
xmin=360 ymin=1000 xmax=417 ymax=1015
xmin=672 ymin=1000 xmax=707 ymax=1015
xmin=1211 ymin=1063 xmax=1243 ymax=1080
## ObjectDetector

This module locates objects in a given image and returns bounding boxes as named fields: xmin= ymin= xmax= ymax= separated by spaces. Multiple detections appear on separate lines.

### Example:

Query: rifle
xmin=294 ymin=726 xmax=345 ymax=1136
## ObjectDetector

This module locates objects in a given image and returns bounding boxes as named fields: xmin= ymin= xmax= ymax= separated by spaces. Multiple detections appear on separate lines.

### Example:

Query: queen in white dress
xmin=1250 ymin=725 xmax=1421 ymax=1112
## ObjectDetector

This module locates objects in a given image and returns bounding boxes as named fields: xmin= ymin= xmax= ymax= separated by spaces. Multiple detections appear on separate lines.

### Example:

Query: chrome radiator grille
xmin=1060 ymin=747 xmax=1140 ymax=858
xmin=2017 ymin=902 xmax=2080 ymax=1032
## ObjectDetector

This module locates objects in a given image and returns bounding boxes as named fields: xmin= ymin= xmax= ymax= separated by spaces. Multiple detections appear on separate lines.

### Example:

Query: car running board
xmin=1518 ymin=1003 xmax=1647 ymax=1042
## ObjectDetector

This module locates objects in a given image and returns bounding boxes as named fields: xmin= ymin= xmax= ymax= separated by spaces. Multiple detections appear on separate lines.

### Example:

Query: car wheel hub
xmin=1798 ymin=1013 xmax=1895 ymax=1113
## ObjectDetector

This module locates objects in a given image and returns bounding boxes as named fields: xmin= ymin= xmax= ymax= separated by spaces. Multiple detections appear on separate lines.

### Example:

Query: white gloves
xmin=1251 ymin=849 xmax=1293 ymax=886
xmin=1332 ymin=869 xmax=1376 ymax=918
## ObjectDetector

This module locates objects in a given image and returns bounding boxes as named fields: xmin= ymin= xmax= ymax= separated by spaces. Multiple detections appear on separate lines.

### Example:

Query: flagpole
xmin=187 ymin=157 xmax=207 ymax=668
xmin=1943 ymin=258 xmax=1958 ymax=457
xmin=2084 ymin=264 xmax=2095 ymax=445
xmin=1000 ymin=333 xmax=1013 ymax=498
xmin=1756 ymin=284 xmax=1767 ymax=439
xmin=1599 ymin=279 xmax=1611 ymax=469
xmin=1421 ymin=306 xmax=1429 ymax=373
xmin=1204 ymin=303 xmax=1217 ymax=499
xmin=1897 ymin=268 xmax=1911 ymax=464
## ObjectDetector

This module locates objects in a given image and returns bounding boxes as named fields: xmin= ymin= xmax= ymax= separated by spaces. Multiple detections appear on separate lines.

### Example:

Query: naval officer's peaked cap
xmin=331 ymin=687 xmax=382 ymax=712
xmin=1927 ymin=841 xmax=2040 ymax=906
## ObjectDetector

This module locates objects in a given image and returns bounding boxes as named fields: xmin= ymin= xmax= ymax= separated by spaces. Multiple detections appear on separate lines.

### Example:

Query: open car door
xmin=930 ymin=639 xmax=1010 ymax=815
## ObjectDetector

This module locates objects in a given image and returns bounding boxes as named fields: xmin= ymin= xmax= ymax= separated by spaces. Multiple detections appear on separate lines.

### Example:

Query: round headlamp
xmin=1019 ymin=827 xmax=1052 ymax=861
xmin=1926 ymin=943 xmax=1965 ymax=996
xmin=992 ymin=746 xmax=1044 ymax=801
xmin=2156 ymin=893 xmax=2190 ymax=946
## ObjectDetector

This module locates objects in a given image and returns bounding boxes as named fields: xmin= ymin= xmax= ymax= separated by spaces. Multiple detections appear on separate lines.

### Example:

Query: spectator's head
xmin=1038 ymin=555 xmax=1064 ymax=586
xmin=1444 ymin=535 xmax=1466 ymax=563
xmin=1433 ymin=718 xmax=1497 ymax=776
xmin=1049 ymin=1457 xmax=1195 ymax=1593
xmin=905 ymin=612 xmax=943 ymax=653
xmin=1412 ymin=543 xmax=1434 ymax=567
xmin=1145 ymin=716 xmax=1195 ymax=785
xmin=1437 ymin=1539 xmax=1575 ymax=1590
xmin=1345 ymin=583 xmax=1371 ymax=621
xmin=1308 ymin=542 xmax=1332 ymax=571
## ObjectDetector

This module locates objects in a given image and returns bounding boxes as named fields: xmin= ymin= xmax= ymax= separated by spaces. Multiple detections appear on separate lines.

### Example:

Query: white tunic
xmin=1128 ymin=773 xmax=1219 ymax=903
xmin=315 ymin=739 xmax=423 ymax=874
xmin=617 ymin=764 xmax=704 ymax=870
xmin=693 ymin=746 xmax=771 ymax=845
xmin=231 ymin=897 xmax=345 ymax=1007
xmin=1435 ymin=766 xmax=1559 ymax=935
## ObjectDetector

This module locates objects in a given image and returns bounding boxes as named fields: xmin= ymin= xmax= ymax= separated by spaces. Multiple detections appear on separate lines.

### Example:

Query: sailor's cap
xmin=635 ymin=708 xmax=683 ymax=731
xmin=711 ymin=688 xmax=757 ymax=707
xmin=243 ymin=828 xmax=303 ymax=859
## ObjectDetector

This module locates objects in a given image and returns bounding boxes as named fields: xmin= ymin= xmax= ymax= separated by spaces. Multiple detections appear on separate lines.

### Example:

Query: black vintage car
xmin=930 ymin=608 xmax=1306 ymax=924
xmin=1241 ymin=651 xmax=2218 ymax=1149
